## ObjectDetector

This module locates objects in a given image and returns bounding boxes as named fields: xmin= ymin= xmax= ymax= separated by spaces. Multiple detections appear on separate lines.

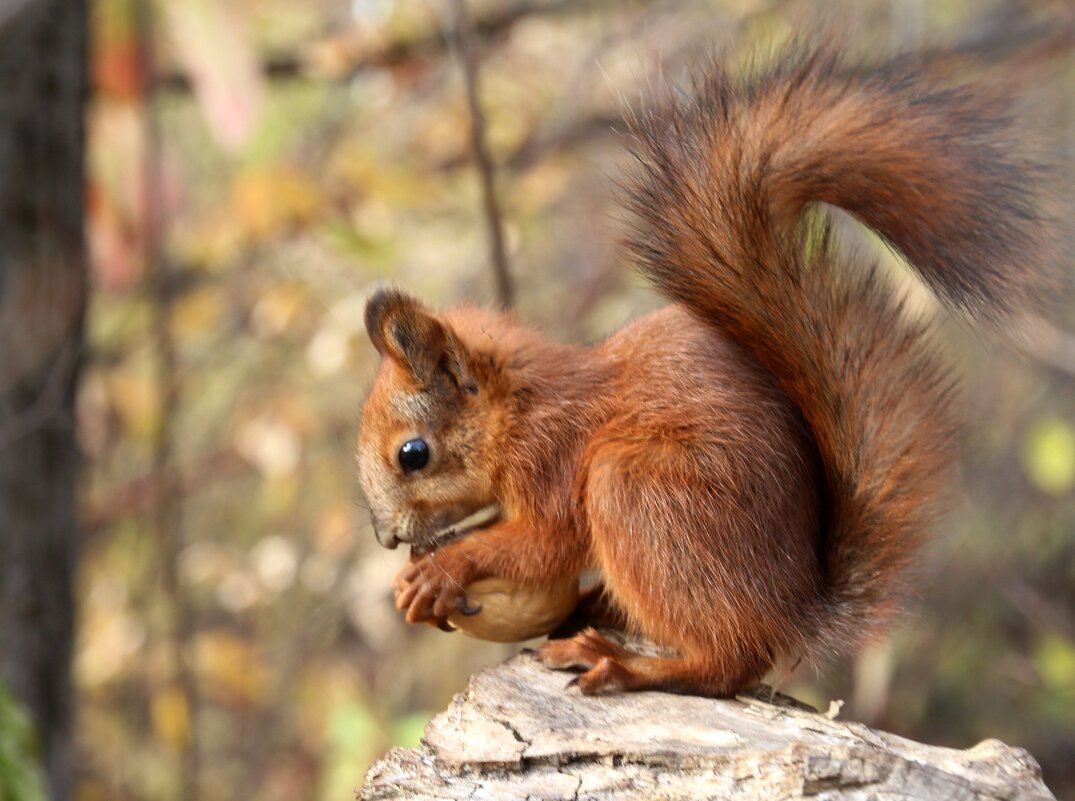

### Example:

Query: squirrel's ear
xmin=364 ymin=288 xmax=476 ymax=393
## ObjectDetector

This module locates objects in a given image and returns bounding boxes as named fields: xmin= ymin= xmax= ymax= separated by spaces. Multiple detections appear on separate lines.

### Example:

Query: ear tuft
xmin=365 ymin=287 xmax=418 ymax=357
xmin=364 ymin=286 xmax=475 ymax=393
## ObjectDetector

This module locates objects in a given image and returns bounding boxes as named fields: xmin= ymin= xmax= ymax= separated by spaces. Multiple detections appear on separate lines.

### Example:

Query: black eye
xmin=398 ymin=438 xmax=430 ymax=473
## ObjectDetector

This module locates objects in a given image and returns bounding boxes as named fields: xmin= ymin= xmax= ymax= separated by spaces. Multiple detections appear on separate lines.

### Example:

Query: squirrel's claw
xmin=455 ymin=595 xmax=482 ymax=616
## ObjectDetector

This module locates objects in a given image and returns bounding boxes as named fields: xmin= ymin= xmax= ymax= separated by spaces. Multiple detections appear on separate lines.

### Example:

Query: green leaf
xmin=318 ymin=700 xmax=383 ymax=801
xmin=391 ymin=712 xmax=432 ymax=749
xmin=0 ymin=682 xmax=47 ymax=801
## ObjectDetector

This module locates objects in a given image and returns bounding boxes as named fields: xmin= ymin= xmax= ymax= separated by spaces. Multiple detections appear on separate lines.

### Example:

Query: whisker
xmin=425 ymin=551 xmax=468 ymax=593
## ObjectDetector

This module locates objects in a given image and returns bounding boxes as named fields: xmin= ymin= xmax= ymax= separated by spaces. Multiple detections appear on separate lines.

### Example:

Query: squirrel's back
xmin=625 ymin=46 xmax=1058 ymax=655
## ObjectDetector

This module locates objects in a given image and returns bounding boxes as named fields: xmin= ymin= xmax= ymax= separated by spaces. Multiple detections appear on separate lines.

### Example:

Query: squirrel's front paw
xmin=392 ymin=551 xmax=480 ymax=628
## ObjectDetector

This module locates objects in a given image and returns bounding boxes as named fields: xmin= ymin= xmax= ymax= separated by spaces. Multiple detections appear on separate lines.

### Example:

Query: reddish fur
xmin=358 ymin=46 xmax=1055 ymax=696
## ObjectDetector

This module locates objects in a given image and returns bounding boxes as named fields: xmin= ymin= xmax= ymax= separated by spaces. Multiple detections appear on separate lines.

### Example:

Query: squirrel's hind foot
xmin=537 ymin=627 xmax=765 ymax=697
xmin=538 ymin=628 xmax=634 ymax=694
xmin=538 ymin=627 xmax=627 ymax=672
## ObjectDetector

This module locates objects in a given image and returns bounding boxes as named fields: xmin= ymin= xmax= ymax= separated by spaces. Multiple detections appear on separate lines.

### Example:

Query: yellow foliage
xmin=327 ymin=142 xmax=431 ymax=207
xmin=75 ymin=607 xmax=145 ymax=688
xmin=151 ymin=685 xmax=190 ymax=749
xmin=195 ymin=630 xmax=271 ymax=705
xmin=251 ymin=282 xmax=309 ymax=338
xmin=230 ymin=165 xmax=320 ymax=241
xmin=171 ymin=284 xmax=225 ymax=340
xmin=106 ymin=362 xmax=159 ymax=440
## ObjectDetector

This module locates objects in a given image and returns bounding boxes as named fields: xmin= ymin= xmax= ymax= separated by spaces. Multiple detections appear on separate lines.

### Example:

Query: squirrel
xmin=356 ymin=46 xmax=1057 ymax=696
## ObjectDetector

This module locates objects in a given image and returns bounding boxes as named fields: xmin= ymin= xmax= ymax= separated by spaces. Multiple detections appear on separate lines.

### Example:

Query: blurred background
xmin=0 ymin=0 xmax=1073 ymax=800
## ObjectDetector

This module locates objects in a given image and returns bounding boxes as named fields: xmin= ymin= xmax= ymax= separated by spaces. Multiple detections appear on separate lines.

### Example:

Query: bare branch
xmin=448 ymin=0 xmax=514 ymax=309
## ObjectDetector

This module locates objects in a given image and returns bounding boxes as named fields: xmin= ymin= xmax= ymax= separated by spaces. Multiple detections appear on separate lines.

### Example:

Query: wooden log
xmin=360 ymin=651 xmax=1056 ymax=800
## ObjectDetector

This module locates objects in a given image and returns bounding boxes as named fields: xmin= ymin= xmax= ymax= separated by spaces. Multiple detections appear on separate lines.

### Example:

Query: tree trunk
xmin=0 ymin=2 xmax=88 ymax=799
xmin=361 ymin=653 xmax=1057 ymax=800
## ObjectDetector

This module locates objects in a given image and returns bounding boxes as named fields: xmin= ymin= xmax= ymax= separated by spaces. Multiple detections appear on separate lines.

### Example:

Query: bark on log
xmin=360 ymin=652 xmax=1056 ymax=801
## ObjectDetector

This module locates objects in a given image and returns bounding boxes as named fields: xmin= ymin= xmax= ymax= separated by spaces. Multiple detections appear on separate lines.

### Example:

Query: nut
xmin=446 ymin=576 xmax=579 ymax=643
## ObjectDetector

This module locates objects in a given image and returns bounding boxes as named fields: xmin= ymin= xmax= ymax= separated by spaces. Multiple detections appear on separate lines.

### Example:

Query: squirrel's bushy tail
xmin=626 ymin=47 xmax=1055 ymax=653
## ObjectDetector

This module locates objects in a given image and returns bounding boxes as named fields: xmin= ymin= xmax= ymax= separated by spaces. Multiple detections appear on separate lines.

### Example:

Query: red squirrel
xmin=356 ymin=47 xmax=1056 ymax=696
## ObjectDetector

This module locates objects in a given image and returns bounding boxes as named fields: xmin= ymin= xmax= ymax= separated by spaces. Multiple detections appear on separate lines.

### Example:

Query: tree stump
xmin=360 ymin=652 xmax=1056 ymax=800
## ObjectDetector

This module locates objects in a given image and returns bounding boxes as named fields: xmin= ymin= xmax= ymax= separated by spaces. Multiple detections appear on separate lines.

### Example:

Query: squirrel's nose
xmin=373 ymin=524 xmax=400 ymax=549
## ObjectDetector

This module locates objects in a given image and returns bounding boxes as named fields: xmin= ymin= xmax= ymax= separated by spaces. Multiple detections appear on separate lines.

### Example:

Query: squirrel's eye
xmin=398 ymin=438 xmax=430 ymax=473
